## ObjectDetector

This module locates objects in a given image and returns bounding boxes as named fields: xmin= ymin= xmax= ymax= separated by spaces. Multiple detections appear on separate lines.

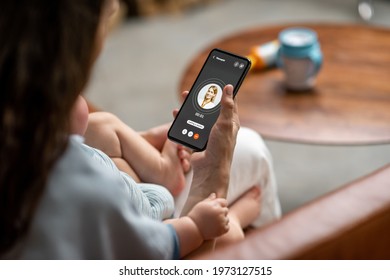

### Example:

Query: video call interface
xmin=169 ymin=49 xmax=249 ymax=150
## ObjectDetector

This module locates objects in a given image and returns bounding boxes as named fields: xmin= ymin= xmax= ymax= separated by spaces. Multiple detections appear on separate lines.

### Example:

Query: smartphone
xmin=168 ymin=48 xmax=251 ymax=151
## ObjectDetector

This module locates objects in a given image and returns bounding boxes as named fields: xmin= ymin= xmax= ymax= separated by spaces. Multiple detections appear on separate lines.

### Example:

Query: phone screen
xmin=168 ymin=49 xmax=251 ymax=151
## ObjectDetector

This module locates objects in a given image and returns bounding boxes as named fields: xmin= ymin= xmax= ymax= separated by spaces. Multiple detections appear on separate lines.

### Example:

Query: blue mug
xmin=277 ymin=27 xmax=323 ymax=91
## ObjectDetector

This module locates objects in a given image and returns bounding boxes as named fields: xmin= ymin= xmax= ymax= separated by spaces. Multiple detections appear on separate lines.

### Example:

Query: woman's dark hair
xmin=0 ymin=0 xmax=106 ymax=255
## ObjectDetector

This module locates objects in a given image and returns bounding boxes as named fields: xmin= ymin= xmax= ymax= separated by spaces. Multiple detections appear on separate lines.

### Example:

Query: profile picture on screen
xmin=197 ymin=84 xmax=222 ymax=110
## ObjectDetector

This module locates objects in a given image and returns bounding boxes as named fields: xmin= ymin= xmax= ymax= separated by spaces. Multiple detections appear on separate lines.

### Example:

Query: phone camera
xmin=234 ymin=61 xmax=239 ymax=67
xmin=239 ymin=63 xmax=245 ymax=69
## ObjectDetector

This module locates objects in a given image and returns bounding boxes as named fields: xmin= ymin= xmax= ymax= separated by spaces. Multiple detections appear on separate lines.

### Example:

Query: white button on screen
xmin=187 ymin=120 xmax=204 ymax=129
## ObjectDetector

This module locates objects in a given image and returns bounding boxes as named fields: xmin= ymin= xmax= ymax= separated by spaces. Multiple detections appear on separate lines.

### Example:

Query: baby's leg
xmin=215 ymin=186 xmax=261 ymax=247
xmin=158 ymin=138 xmax=190 ymax=195
xmin=111 ymin=157 xmax=140 ymax=182
xmin=84 ymin=112 xmax=123 ymax=158
xmin=85 ymin=112 xmax=187 ymax=195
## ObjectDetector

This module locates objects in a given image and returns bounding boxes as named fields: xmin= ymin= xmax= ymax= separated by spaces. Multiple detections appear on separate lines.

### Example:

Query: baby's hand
xmin=188 ymin=193 xmax=229 ymax=240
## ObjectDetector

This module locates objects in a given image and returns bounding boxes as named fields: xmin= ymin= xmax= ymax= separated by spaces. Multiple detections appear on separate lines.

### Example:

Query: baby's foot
xmin=229 ymin=186 xmax=261 ymax=229
xmin=177 ymin=145 xmax=192 ymax=174
xmin=161 ymin=141 xmax=190 ymax=196
xmin=215 ymin=187 xmax=261 ymax=247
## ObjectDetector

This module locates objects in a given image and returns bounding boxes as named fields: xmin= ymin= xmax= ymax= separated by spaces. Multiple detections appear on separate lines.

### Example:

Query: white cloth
xmin=174 ymin=127 xmax=281 ymax=227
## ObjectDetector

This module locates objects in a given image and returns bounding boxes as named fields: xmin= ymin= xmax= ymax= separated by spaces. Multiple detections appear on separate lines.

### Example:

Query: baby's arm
xmin=165 ymin=193 xmax=229 ymax=257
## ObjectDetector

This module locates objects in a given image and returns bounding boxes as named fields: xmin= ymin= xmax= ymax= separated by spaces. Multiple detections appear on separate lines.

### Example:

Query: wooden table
xmin=179 ymin=24 xmax=390 ymax=145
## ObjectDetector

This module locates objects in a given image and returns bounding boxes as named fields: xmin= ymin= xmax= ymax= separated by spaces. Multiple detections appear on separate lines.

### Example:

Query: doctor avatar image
xmin=197 ymin=84 xmax=223 ymax=110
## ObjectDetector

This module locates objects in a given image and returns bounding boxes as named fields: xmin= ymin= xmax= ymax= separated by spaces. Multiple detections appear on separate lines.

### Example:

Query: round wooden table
xmin=179 ymin=23 xmax=390 ymax=145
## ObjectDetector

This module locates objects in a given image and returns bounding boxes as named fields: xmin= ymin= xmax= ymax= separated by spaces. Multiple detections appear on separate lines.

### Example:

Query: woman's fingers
xmin=206 ymin=84 xmax=240 ymax=159
xmin=172 ymin=91 xmax=189 ymax=118
xmin=181 ymin=91 xmax=189 ymax=99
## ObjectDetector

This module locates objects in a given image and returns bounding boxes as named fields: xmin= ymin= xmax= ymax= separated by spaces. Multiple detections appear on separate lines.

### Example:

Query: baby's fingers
xmin=222 ymin=215 xmax=230 ymax=234
xmin=215 ymin=198 xmax=228 ymax=208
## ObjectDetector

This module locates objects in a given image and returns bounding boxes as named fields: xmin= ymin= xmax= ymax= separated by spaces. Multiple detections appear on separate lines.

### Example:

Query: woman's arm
xmin=180 ymin=85 xmax=239 ymax=215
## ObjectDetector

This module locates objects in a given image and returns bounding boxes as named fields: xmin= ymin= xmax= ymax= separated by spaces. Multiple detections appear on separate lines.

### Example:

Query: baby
xmin=70 ymin=95 xmax=261 ymax=254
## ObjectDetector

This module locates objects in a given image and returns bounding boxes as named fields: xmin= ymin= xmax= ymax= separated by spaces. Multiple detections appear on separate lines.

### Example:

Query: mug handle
xmin=309 ymin=43 xmax=323 ymax=75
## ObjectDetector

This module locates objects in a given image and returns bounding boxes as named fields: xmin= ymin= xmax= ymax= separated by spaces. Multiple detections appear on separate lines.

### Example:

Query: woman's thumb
xmin=219 ymin=84 xmax=235 ymax=121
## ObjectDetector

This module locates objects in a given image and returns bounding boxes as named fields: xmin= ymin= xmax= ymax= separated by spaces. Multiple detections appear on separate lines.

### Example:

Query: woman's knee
xmin=234 ymin=127 xmax=273 ymax=173
xmin=226 ymin=127 xmax=274 ymax=202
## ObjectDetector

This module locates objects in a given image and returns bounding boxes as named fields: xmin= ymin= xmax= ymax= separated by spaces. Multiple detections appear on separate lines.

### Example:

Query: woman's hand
xmin=178 ymin=85 xmax=240 ymax=215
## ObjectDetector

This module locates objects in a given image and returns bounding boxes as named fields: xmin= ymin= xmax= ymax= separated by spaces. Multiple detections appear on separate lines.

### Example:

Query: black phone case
xmin=168 ymin=48 xmax=251 ymax=151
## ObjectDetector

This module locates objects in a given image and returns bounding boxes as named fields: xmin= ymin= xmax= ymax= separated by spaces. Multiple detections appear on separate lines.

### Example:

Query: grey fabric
xmin=13 ymin=136 xmax=176 ymax=259
xmin=80 ymin=140 xmax=175 ymax=220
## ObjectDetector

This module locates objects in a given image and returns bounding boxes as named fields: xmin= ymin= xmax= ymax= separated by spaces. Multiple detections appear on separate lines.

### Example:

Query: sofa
xmin=197 ymin=163 xmax=390 ymax=259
